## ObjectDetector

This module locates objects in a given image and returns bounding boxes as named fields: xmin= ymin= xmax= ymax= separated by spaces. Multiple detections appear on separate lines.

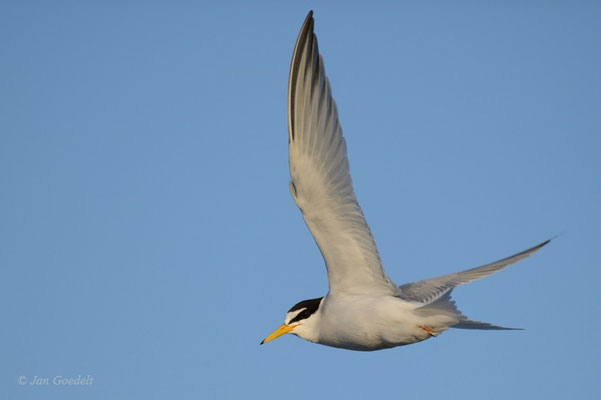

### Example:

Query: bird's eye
xmin=289 ymin=309 xmax=311 ymax=324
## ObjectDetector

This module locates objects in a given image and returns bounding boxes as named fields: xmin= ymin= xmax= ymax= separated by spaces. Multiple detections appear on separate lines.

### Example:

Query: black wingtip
xmin=289 ymin=10 xmax=316 ymax=143
xmin=539 ymin=239 xmax=551 ymax=248
xmin=549 ymin=231 xmax=566 ymax=242
xmin=518 ymin=237 xmax=552 ymax=257
xmin=537 ymin=234 xmax=559 ymax=250
xmin=303 ymin=10 xmax=314 ymax=25
xmin=531 ymin=235 xmax=559 ymax=252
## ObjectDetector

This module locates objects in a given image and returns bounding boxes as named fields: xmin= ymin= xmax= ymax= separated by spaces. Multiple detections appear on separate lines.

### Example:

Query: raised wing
xmin=398 ymin=239 xmax=551 ymax=304
xmin=287 ymin=12 xmax=397 ymax=295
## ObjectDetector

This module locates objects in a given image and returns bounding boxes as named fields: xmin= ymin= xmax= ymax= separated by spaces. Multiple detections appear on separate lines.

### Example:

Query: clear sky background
xmin=2 ymin=2 xmax=600 ymax=399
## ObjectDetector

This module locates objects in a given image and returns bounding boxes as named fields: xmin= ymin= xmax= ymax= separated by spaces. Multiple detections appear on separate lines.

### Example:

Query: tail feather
xmin=452 ymin=319 xmax=522 ymax=330
xmin=414 ymin=290 xmax=522 ymax=331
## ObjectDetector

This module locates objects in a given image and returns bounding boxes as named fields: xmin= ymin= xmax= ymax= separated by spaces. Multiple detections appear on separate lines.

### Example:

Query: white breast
xmin=315 ymin=294 xmax=429 ymax=351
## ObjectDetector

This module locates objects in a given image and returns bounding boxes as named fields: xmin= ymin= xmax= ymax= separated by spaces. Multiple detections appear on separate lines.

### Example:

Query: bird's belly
xmin=316 ymin=296 xmax=430 ymax=351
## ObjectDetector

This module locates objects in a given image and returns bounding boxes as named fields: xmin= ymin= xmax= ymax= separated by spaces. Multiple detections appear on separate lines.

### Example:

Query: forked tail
xmin=414 ymin=289 xmax=520 ymax=330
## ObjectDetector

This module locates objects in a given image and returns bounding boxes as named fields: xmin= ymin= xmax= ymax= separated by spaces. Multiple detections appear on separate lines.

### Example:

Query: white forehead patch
xmin=284 ymin=308 xmax=306 ymax=325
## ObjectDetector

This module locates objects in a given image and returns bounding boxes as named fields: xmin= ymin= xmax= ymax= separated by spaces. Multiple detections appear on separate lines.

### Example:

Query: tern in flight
xmin=261 ymin=11 xmax=550 ymax=351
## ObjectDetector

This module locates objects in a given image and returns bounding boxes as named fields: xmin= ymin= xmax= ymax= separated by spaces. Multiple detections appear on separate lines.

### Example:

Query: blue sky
xmin=2 ymin=2 xmax=600 ymax=399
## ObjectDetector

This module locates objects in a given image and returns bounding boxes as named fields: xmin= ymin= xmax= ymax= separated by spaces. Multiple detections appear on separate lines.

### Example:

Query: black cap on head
xmin=288 ymin=297 xmax=323 ymax=324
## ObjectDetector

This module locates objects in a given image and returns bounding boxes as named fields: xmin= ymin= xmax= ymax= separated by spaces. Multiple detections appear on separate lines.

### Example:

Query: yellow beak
xmin=260 ymin=323 xmax=297 ymax=345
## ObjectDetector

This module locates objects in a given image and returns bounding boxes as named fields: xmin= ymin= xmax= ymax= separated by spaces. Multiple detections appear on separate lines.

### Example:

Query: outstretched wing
xmin=287 ymin=12 xmax=396 ymax=295
xmin=399 ymin=239 xmax=551 ymax=304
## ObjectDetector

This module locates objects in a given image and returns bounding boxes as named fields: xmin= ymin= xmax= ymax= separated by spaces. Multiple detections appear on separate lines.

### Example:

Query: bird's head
xmin=261 ymin=297 xmax=323 ymax=345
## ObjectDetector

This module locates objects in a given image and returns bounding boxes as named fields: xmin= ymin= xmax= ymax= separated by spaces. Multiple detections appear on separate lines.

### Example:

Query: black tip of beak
xmin=260 ymin=339 xmax=265 ymax=345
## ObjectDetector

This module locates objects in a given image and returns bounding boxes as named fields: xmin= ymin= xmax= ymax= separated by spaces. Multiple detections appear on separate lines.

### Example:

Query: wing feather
xmin=288 ymin=12 xmax=396 ymax=295
xmin=399 ymin=239 xmax=551 ymax=304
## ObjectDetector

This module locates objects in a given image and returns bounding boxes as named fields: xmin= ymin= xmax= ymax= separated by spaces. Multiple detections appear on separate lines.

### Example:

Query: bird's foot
xmin=419 ymin=325 xmax=437 ymax=337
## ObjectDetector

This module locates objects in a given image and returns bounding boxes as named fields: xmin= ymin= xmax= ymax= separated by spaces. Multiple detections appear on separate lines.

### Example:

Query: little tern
xmin=261 ymin=11 xmax=550 ymax=351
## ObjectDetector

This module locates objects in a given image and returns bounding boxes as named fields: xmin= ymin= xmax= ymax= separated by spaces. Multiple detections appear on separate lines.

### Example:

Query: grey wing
xmin=399 ymin=239 xmax=551 ymax=304
xmin=287 ymin=12 xmax=397 ymax=295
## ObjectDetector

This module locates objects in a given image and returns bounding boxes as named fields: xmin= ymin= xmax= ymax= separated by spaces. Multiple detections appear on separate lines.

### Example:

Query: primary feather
xmin=398 ymin=239 xmax=551 ymax=305
xmin=288 ymin=11 xmax=397 ymax=296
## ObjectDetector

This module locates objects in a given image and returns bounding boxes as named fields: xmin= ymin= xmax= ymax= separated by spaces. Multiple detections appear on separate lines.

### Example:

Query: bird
xmin=260 ymin=11 xmax=550 ymax=351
